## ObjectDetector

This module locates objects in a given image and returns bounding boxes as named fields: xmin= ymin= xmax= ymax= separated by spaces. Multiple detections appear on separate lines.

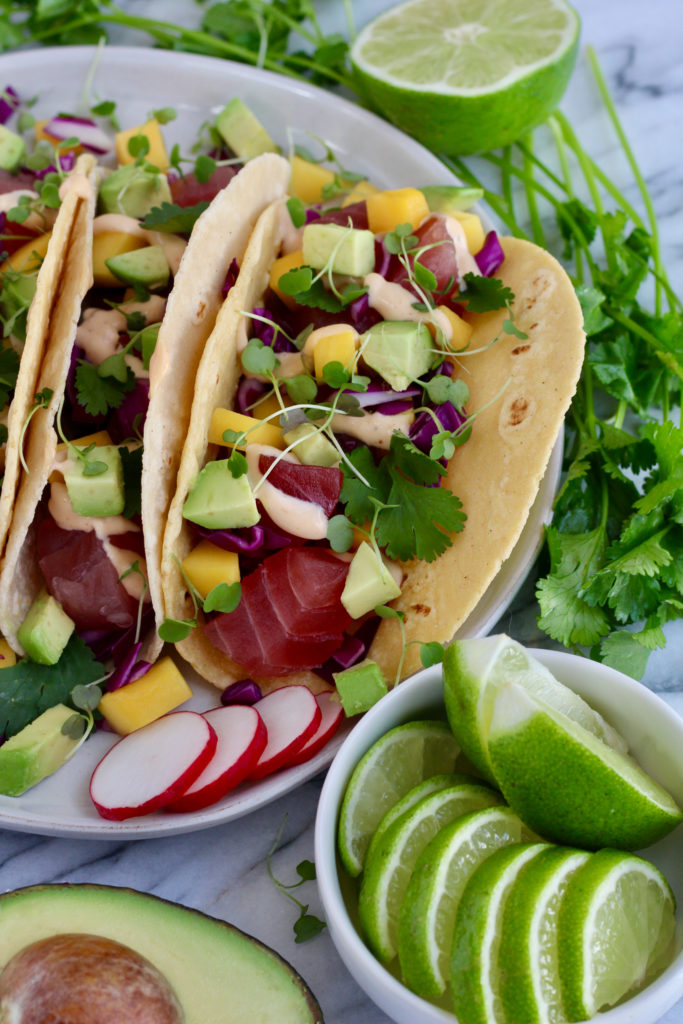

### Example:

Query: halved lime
xmin=357 ymin=780 xmax=503 ymax=963
xmin=451 ymin=843 xmax=548 ymax=1024
xmin=442 ymin=634 xmax=628 ymax=784
xmin=337 ymin=719 xmax=460 ymax=877
xmin=487 ymin=681 xmax=683 ymax=849
xmin=558 ymin=849 xmax=676 ymax=1019
xmin=351 ymin=0 xmax=580 ymax=154
xmin=499 ymin=846 xmax=591 ymax=1024
xmin=397 ymin=805 xmax=535 ymax=999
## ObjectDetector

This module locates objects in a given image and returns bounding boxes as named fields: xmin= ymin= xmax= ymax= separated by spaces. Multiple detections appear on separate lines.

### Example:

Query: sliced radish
xmin=250 ymin=686 xmax=321 ymax=781
xmin=90 ymin=712 xmax=217 ymax=821
xmin=166 ymin=705 xmax=268 ymax=813
xmin=286 ymin=691 xmax=344 ymax=767
xmin=44 ymin=115 xmax=113 ymax=154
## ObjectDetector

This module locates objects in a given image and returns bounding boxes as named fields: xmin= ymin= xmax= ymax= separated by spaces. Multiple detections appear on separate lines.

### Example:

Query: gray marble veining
xmin=1 ymin=1 xmax=682 ymax=1021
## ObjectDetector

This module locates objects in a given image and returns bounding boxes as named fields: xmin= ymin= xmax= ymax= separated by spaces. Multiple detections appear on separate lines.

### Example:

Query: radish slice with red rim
xmin=250 ymin=686 xmax=321 ymax=781
xmin=89 ymin=711 xmax=217 ymax=821
xmin=287 ymin=691 xmax=344 ymax=767
xmin=167 ymin=705 xmax=268 ymax=813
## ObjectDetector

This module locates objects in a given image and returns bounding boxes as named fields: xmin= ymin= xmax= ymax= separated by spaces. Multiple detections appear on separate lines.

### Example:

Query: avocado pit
xmin=0 ymin=932 xmax=185 ymax=1023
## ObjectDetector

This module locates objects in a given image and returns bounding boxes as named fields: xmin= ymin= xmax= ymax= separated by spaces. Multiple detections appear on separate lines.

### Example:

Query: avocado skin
xmin=0 ymin=884 xmax=324 ymax=1024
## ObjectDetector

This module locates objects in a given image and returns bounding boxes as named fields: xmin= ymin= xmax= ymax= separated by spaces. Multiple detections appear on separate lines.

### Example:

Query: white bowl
xmin=314 ymin=649 xmax=683 ymax=1024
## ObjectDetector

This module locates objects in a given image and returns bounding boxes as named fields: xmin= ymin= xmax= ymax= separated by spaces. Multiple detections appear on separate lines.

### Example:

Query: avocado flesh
xmin=0 ymin=885 xmax=323 ymax=1024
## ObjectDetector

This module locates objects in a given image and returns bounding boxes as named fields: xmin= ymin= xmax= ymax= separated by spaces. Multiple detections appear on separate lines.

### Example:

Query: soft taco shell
xmin=161 ymin=223 xmax=584 ymax=693
xmin=142 ymin=153 xmax=291 ymax=630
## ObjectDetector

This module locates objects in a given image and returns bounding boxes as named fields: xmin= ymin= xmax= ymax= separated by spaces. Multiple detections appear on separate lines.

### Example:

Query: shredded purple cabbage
xmin=409 ymin=401 xmax=467 ymax=454
xmin=330 ymin=634 xmax=366 ymax=670
xmin=0 ymin=85 xmax=19 ymax=126
xmin=106 ymin=642 xmax=149 ymax=691
xmin=475 ymin=231 xmax=505 ymax=277
xmin=108 ymin=378 xmax=150 ymax=443
xmin=222 ymin=257 xmax=239 ymax=295
xmin=237 ymin=376 xmax=269 ymax=415
xmin=32 ymin=152 xmax=75 ymax=180
xmin=221 ymin=679 xmax=262 ymax=705
xmin=193 ymin=517 xmax=292 ymax=556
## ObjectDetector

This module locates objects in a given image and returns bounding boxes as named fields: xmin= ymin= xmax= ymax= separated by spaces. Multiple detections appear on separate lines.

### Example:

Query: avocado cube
xmin=183 ymin=459 xmax=260 ymax=530
xmin=362 ymin=320 xmax=437 ymax=392
xmin=98 ymin=163 xmax=172 ymax=219
xmin=341 ymin=542 xmax=401 ymax=620
xmin=420 ymin=184 xmax=484 ymax=214
xmin=215 ymin=98 xmax=279 ymax=159
xmin=0 ymin=124 xmax=26 ymax=173
xmin=0 ymin=704 xmax=82 ymax=796
xmin=17 ymin=591 xmax=75 ymax=665
xmin=282 ymin=423 xmax=339 ymax=467
xmin=333 ymin=659 xmax=388 ymax=716
xmin=62 ymin=445 xmax=125 ymax=518
xmin=302 ymin=222 xmax=375 ymax=277
xmin=105 ymin=245 xmax=170 ymax=289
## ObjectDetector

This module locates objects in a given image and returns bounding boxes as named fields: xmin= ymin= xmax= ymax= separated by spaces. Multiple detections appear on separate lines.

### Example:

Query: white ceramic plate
xmin=0 ymin=46 xmax=561 ymax=838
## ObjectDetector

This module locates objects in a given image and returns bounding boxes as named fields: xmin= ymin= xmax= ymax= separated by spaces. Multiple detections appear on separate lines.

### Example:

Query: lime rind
xmin=337 ymin=719 xmax=460 ymax=877
xmin=397 ymin=805 xmax=529 ymax=999
xmin=357 ymin=782 xmax=503 ymax=963
xmin=488 ymin=682 xmax=683 ymax=849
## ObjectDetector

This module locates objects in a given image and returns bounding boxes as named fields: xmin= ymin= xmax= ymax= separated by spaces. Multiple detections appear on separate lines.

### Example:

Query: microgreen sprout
xmin=19 ymin=387 xmax=53 ymax=473
xmin=267 ymin=815 xmax=326 ymax=943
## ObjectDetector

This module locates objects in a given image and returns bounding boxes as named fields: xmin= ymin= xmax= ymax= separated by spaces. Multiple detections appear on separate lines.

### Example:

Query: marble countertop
xmin=1 ymin=1 xmax=682 ymax=1021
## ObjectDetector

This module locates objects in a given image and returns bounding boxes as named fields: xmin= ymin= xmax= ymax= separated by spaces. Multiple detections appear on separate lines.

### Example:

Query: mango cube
xmin=269 ymin=249 xmax=305 ymax=310
xmin=366 ymin=188 xmax=430 ymax=234
xmin=182 ymin=542 xmax=240 ymax=600
xmin=98 ymin=657 xmax=192 ymax=735
xmin=341 ymin=179 xmax=380 ymax=206
xmin=115 ymin=119 xmax=168 ymax=170
xmin=313 ymin=328 xmax=359 ymax=379
xmin=3 ymin=231 xmax=51 ymax=274
xmin=56 ymin=430 xmax=113 ymax=455
xmin=209 ymin=408 xmax=283 ymax=450
xmin=450 ymin=210 xmax=486 ymax=254
xmin=430 ymin=306 xmax=474 ymax=351
xmin=250 ymin=391 xmax=284 ymax=421
xmin=93 ymin=232 xmax=146 ymax=288
xmin=0 ymin=639 xmax=16 ymax=669
xmin=289 ymin=155 xmax=336 ymax=204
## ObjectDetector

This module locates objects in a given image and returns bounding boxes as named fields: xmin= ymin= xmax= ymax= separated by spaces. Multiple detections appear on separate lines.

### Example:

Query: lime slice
xmin=498 ymin=846 xmax=591 ymax=1024
xmin=558 ymin=849 xmax=676 ymax=1019
xmin=397 ymin=805 xmax=535 ymax=999
xmin=337 ymin=719 xmax=460 ymax=878
xmin=358 ymin=781 xmax=503 ymax=963
xmin=350 ymin=0 xmax=580 ymax=154
xmin=442 ymin=634 xmax=628 ymax=784
xmin=487 ymin=681 xmax=683 ymax=849
xmin=451 ymin=843 xmax=548 ymax=1024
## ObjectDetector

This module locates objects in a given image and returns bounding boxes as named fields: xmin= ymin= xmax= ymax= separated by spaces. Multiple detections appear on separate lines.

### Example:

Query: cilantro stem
xmin=520 ymin=135 xmax=546 ymax=248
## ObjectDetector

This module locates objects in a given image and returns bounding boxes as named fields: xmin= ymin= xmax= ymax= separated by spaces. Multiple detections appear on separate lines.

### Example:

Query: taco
xmin=160 ymin=182 xmax=585 ymax=695
xmin=0 ymin=116 xmax=290 ymax=680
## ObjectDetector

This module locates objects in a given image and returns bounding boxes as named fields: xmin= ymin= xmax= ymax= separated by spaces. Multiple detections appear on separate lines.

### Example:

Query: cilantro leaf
xmin=377 ymin=470 xmax=465 ymax=562
xmin=340 ymin=447 xmax=390 ymax=525
xmin=460 ymin=274 xmax=514 ymax=313
xmin=141 ymin=200 xmax=209 ymax=234
xmin=75 ymin=360 xmax=136 ymax=417
xmin=536 ymin=527 xmax=611 ymax=648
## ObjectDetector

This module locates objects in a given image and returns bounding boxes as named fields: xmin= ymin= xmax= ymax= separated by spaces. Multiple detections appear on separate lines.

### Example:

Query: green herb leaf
xmin=460 ymin=274 xmax=514 ymax=313
xmin=203 ymin=581 xmax=241 ymax=614
xmin=158 ymin=617 xmax=196 ymax=643
xmin=141 ymin=200 xmax=209 ymax=234
xmin=327 ymin=514 xmax=354 ymax=552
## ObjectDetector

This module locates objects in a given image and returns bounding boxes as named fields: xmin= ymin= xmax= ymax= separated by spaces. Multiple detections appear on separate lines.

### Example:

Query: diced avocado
xmin=0 ymin=124 xmax=26 ymax=173
xmin=283 ymin=423 xmax=339 ymax=467
xmin=62 ymin=445 xmax=125 ymax=518
xmin=17 ymin=590 xmax=75 ymax=665
xmin=98 ymin=163 xmax=172 ymax=219
xmin=362 ymin=320 xmax=438 ymax=392
xmin=215 ymin=98 xmax=279 ymax=159
xmin=183 ymin=459 xmax=260 ymax=530
xmin=302 ymin=222 xmax=375 ymax=277
xmin=333 ymin=659 xmax=388 ymax=716
xmin=0 ymin=704 xmax=81 ymax=796
xmin=105 ymin=245 xmax=170 ymax=289
xmin=0 ymin=885 xmax=324 ymax=1024
xmin=341 ymin=541 xmax=401 ymax=619
xmin=420 ymin=184 xmax=484 ymax=214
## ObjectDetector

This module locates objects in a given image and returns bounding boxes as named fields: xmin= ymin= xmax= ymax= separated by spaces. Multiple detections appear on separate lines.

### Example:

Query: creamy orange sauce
xmin=246 ymin=443 xmax=328 ymax=540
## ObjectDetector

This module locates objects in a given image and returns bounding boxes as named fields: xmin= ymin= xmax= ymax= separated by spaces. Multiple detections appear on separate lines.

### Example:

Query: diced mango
xmin=449 ymin=210 xmax=486 ymax=254
xmin=250 ymin=391 xmax=284 ymax=421
xmin=97 ymin=657 xmax=192 ymax=735
xmin=366 ymin=188 xmax=430 ymax=234
xmin=115 ymin=119 xmax=168 ymax=170
xmin=313 ymin=328 xmax=359 ymax=379
xmin=56 ymin=430 xmax=113 ymax=455
xmin=429 ymin=306 xmax=474 ymax=351
xmin=289 ymin=155 xmax=336 ymax=204
xmin=33 ymin=120 xmax=82 ymax=154
xmin=209 ymin=408 xmax=283 ymax=450
xmin=182 ymin=542 xmax=240 ymax=600
xmin=2 ymin=231 xmax=51 ymax=274
xmin=341 ymin=179 xmax=380 ymax=206
xmin=269 ymin=249 xmax=305 ymax=310
xmin=0 ymin=639 xmax=16 ymax=669
xmin=93 ymin=232 xmax=147 ymax=288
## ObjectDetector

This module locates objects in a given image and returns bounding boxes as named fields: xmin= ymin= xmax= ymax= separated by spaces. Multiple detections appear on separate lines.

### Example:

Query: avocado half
xmin=0 ymin=884 xmax=323 ymax=1023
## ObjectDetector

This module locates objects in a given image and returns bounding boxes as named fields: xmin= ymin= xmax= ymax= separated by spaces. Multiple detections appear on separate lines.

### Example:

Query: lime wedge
xmin=499 ymin=846 xmax=591 ymax=1024
xmin=350 ymin=0 xmax=580 ymax=154
xmin=442 ymin=634 xmax=628 ymax=784
xmin=337 ymin=720 xmax=460 ymax=877
xmin=558 ymin=849 xmax=677 ymax=1019
xmin=488 ymin=681 xmax=683 ymax=849
xmin=451 ymin=843 xmax=548 ymax=1024
xmin=358 ymin=781 xmax=503 ymax=963
xmin=397 ymin=805 xmax=535 ymax=999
